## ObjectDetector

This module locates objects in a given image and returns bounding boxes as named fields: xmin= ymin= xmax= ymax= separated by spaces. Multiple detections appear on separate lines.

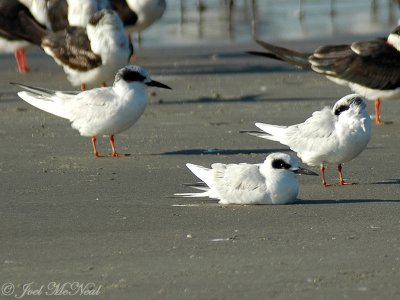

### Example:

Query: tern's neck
xmin=261 ymin=166 xmax=299 ymax=204
xmin=113 ymin=81 xmax=147 ymax=101
xmin=337 ymin=109 xmax=371 ymax=136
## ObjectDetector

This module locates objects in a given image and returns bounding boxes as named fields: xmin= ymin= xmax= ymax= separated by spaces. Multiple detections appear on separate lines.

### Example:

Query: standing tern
xmin=174 ymin=153 xmax=317 ymax=205
xmin=11 ymin=65 xmax=171 ymax=157
xmin=248 ymin=25 xmax=400 ymax=125
xmin=243 ymin=94 xmax=371 ymax=187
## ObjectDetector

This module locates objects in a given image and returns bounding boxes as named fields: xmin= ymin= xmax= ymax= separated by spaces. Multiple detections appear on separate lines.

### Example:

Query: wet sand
xmin=1 ymin=37 xmax=400 ymax=299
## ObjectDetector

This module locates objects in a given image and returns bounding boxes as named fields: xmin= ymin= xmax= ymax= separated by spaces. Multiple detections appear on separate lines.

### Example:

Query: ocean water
xmin=139 ymin=0 xmax=400 ymax=47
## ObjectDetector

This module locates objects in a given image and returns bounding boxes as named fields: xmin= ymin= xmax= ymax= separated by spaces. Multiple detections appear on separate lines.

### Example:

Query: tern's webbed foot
xmin=110 ymin=152 xmax=130 ymax=157
xmin=338 ymin=181 xmax=357 ymax=186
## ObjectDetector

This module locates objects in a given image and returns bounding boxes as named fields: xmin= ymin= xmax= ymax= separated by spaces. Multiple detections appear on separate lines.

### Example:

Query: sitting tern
xmin=174 ymin=153 xmax=317 ymax=205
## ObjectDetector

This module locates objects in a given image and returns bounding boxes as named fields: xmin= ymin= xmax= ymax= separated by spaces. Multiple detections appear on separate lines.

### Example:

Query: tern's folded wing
xmin=284 ymin=107 xmax=337 ymax=154
xmin=213 ymin=163 xmax=265 ymax=195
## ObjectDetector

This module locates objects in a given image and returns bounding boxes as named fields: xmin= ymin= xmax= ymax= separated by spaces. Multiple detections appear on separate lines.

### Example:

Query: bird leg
xmin=14 ymin=49 xmax=28 ymax=74
xmin=14 ymin=50 xmax=22 ymax=73
xmin=109 ymin=135 xmax=126 ymax=157
xmin=374 ymin=98 xmax=382 ymax=125
xmin=320 ymin=164 xmax=333 ymax=187
xmin=20 ymin=48 xmax=28 ymax=72
xmin=337 ymin=164 xmax=355 ymax=185
xmin=91 ymin=136 xmax=104 ymax=157
xmin=81 ymin=83 xmax=86 ymax=91
xmin=127 ymin=32 xmax=137 ymax=62
xmin=101 ymin=82 xmax=107 ymax=87
xmin=130 ymin=53 xmax=138 ymax=63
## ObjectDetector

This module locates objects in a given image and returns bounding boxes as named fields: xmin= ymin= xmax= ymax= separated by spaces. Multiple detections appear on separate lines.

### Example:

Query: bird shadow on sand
xmin=370 ymin=179 xmax=400 ymax=185
xmin=155 ymin=64 xmax=301 ymax=76
xmin=297 ymin=199 xmax=399 ymax=205
xmin=169 ymin=199 xmax=399 ymax=206
xmin=157 ymin=94 xmax=329 ymax=105
xmin=159 ymin=148 xmax=289 ymax=156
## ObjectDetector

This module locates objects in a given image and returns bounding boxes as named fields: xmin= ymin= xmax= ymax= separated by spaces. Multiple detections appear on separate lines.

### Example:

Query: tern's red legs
xmin=109 ymin=135 xmax=126 ymax=157
xmin=375 ymin=98 xmax=382 ymax=125
xmin=91 ymin=135 xmax=126 ymax=157
xmin=338 ymin=164 xmax=355 ymax=185
xmin=320 ymin=164 xmax=333 ymax=187
xmin=91 ymin=136 xmax=104 ymax=157
xmin=320 ymin=163 xmax=355 ymax=186
xmin=14 ymin=48 xmax=28 ymax=73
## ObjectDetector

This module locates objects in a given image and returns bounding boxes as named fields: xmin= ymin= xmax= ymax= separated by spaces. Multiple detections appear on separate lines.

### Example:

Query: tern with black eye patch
xmin=174 ymin=153 xmax=317 ymax=205
xmin=243 ymin=94 xmax=371 ymax=187
xmin=11 ymin=65 xmax=171 ymax=157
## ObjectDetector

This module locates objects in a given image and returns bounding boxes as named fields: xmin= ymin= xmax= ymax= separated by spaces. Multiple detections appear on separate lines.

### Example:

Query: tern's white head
xmin=113 ymin=65 xmax=171 ymax=93
xmin=387 ymin=25 xmax=400 ymax=51
xmin=261 ymin=153 xmax=317 ymax=178
xmin=260 ymin=153 xmax=317 ymax=204
xmin=332 ymin=94 xmax=367 ymax=118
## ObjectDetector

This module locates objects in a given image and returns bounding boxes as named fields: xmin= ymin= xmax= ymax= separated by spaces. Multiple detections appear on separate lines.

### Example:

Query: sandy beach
xmin=1 ymin=37 xmax=400 ymax=299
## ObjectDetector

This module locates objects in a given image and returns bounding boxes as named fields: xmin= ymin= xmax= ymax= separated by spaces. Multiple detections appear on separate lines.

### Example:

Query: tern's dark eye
xmin=272 ymin=159 xmax=291 ymax=170
xmin=334 ymin=104 xmax=349 ymax=116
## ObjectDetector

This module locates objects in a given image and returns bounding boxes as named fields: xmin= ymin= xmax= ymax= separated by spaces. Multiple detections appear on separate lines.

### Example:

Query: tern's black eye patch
xmin=121 ymin=70 xmax=146 ymax=82
xmin=272 ymin=159 xmax=291 ymax=170
xmin=334 ymin=104 xmax=350 ymax=116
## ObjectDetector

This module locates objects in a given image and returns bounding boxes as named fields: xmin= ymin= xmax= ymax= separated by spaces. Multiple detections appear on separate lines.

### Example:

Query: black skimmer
xmin=19 ymin=0 xmax=112 ymax=31
xmin=0 ymin=0 xmax=45 ymax=73
xmin=248 ymin=25 xmax=400 ymax=125
xmin=17 ymin=9 xmax=134 ymax=91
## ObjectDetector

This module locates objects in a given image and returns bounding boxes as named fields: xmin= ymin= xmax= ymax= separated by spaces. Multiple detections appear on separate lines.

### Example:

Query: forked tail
xmin=249 ymin=40 xmax=312 ymax=70
xmin=251 ymin=123 xmax=287 ymax=142
xmin=10 ymin=82 xmax=69 ymax=119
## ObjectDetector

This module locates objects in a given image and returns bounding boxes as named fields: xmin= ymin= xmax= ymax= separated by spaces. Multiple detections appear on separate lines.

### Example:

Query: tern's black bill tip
xmin=293 ymin=168 xmax=319 ymax=176
xmin=146 ymin=80 xmax=172 ymax=90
